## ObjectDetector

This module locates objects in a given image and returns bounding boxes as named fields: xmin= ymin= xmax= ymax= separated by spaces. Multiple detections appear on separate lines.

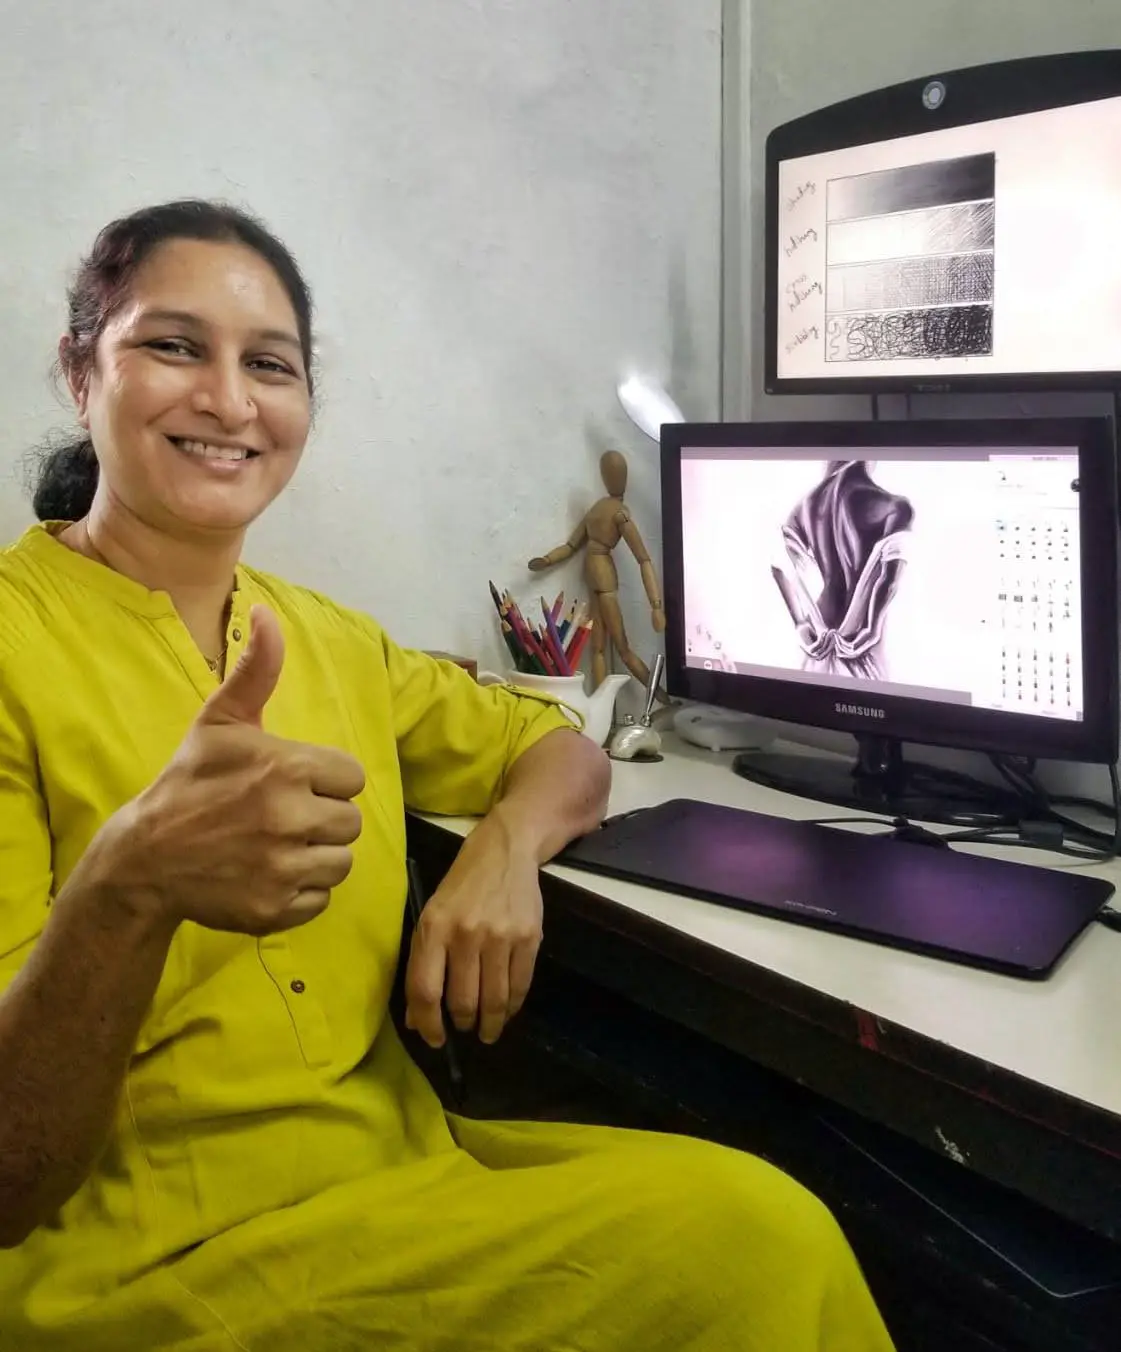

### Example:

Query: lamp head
xmin=616 ymin=375 xmax=685 ymax=442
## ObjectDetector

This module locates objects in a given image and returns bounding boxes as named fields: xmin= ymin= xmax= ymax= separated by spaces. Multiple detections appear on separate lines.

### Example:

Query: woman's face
xmin=67 ymin=237 xmax=312 ymax=537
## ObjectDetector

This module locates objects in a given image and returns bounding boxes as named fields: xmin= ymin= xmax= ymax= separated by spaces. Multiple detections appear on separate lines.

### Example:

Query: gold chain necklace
xmin=69 ymin=521 xmax=228 ymax=674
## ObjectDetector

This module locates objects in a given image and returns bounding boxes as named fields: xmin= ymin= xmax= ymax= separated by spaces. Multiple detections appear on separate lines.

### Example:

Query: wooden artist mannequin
xmin=529 ymin=450 xmax=665 ymax=691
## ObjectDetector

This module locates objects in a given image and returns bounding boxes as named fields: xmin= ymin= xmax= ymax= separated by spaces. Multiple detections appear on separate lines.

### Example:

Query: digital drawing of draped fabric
xmin=771 ymin=462 xmax=915 ymax=681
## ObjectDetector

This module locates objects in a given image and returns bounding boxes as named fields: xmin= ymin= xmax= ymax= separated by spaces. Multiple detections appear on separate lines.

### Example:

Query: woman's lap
xmin=20 ymin=1120 xmax=893 ymax=1352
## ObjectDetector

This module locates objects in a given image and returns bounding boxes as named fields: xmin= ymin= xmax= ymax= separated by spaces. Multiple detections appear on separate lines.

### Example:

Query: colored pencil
xmin=503 ymin=591 xmax=527 ymax=632
xmin=538 ymin=625 xmax=566 ymax=677
xmin=557 ymin=598 xmax=578 ymax=644
xmin=502 ymin=595 xmax=546 ymax=675
xmin=507 ymin=596 xmax=542 ymax=663
xmin=501 ymin=592 xmax=524 ymax=636
xmin=564 ymin=604 xmax=588 ymax=659
xmin=567 ymin=600 xmax=588 ymax=642
xmin=567 ymin=620 xmax=593 ymax=670
xmin=525 ymin=626 xmax=555 ymax=675
xmin=500 ymin=619 xmax=526 ymax=671
xmin=540 ymin=598 xmax=573 ymax=675
xmin=491 ymin=583 xmax=530 ymax=672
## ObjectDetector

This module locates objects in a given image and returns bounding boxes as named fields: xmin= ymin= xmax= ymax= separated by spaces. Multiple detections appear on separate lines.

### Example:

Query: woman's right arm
xmin=0 ymin=827 xmax=178 ymax=1248
xmin=0 ymin=607 xmax=364 ymax=1246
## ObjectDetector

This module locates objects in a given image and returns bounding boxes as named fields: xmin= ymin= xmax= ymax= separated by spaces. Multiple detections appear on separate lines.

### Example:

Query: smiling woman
xmin=66 ymin=247 xmax=311 ymax=533
xmin=34 ymin=201 xmax=315 ymax=524
xmin=0 ymin=200 xmax=895 ymax=1351
xmin=29 ymin=203 xmax=317 ymax=667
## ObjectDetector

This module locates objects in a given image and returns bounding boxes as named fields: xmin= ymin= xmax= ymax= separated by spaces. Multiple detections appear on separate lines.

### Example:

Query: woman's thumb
xmin=197 ymin=606 xmax=285 ymax=728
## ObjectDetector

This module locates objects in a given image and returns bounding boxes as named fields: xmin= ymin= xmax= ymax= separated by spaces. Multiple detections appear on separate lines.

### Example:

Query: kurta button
xmin=290 ymin=979 xmax=306 ymax=994
xmin=232 ymin=627 xmax=242 ymax=642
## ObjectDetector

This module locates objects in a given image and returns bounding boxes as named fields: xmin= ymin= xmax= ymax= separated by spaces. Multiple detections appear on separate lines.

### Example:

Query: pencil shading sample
xmin=771 ymin=461 xmax=915 ymax=681
xmin=828 ymin=254 xmax=994 ymax=314
xmin=828 ymin=202 xmax=995 ymax=268
xmin=827 ymin=154 xmax=995 ymax=221
xmin=829 ymin=306 xmax=993 ymax=363
xmin=824 ymin=153 xmax=996 ymax=363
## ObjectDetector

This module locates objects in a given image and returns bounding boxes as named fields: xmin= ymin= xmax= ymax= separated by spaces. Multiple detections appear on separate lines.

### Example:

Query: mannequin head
xmin=600 ymin=450 xmax=628 ymax=497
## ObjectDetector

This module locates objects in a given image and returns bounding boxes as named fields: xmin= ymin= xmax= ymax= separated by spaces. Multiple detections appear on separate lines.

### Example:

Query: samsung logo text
xmin=834 ymin=702 xmax=885 ymax=720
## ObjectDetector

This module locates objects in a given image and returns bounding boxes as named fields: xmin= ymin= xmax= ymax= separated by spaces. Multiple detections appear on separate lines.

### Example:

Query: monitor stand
xmin=732 ymin=735 xmax=1027 ymax=828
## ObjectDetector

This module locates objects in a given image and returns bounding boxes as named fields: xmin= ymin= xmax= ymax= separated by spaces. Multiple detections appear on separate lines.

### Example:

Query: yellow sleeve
xmin=379 ymin=631 xmax=573 ymax=816
xmin=0 ymin=685 xmax=52 ymax=992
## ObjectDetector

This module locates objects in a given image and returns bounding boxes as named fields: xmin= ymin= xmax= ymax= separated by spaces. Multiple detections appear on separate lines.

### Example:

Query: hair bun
xmin=30 ymin=439 xmax=99 ymax=522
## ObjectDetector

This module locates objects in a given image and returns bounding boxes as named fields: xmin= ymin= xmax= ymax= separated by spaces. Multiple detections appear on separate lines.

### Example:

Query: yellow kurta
xmin=0 ymin=524 xmax=894 ymax=1352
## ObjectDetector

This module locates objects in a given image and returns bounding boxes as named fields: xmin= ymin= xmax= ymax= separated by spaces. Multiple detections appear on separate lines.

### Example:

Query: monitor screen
xmin=682 ymin=445 xmax=1084 ymax=720
xmin=661 ymin=421 xmax=1119 ymax=768
xmin=764 ymin=52 xmax=1121 ymax=393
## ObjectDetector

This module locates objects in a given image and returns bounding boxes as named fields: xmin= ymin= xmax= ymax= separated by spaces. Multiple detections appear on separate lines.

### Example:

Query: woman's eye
xmin=147 ymin=338 xmax=194 ymax=358
xmin=249 ymin=356 xmax=297 ymax=377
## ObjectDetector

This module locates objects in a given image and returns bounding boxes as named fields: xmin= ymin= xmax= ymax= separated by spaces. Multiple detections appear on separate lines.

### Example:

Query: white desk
xmin=430 ymin=734 xmax=1121 ymax=1121
xmin=413 ymin=733 xmax=1121 ymax=1238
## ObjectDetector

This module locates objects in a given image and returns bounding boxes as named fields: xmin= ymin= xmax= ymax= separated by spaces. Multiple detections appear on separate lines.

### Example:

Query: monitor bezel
xmin=763 ymin=49 xmax=1121 ymax=395
xmin=661 ymin=418 xmax=1120 ymax=766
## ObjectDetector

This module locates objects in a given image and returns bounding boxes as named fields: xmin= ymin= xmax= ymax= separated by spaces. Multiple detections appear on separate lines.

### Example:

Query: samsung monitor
xmin=764 ymin=50 xmax=1121 ymax=394
xmin=661 ymin=418 xmax=1119 ymax=823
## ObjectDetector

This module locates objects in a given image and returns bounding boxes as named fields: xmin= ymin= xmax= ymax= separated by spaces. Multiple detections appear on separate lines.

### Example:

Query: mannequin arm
xmin=528 ymin=521 xmax=587 ymax=572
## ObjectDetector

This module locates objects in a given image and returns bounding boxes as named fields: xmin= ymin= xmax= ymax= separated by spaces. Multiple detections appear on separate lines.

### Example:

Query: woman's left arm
xmin=405 ymin=727 xmax=610 ymax=1048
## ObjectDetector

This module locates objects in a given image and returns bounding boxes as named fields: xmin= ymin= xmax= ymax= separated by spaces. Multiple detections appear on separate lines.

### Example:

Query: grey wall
xmin=0 ymin=0 xmax=722 ymax=671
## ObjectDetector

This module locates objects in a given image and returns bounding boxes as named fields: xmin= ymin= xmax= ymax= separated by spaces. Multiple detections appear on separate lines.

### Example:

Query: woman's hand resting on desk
xmin=95 ymin=607 xmax=367 ymax=937
xmin=405 ymin=728 xmax=612 ymax=1047
xmin=405 ymin=815 xmax=543 ymax=1046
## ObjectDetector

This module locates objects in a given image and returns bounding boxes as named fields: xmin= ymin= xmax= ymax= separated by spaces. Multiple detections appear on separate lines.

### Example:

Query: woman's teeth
xmin=175 ymin=439 xmax=252 ymax=461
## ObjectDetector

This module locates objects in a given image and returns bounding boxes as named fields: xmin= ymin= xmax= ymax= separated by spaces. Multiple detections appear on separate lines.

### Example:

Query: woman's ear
xmin=58 ymin=335 xmax=91 ymax=429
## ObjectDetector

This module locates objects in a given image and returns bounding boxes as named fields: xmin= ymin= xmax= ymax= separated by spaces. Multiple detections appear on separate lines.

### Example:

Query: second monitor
xmin=660 ymin=418 xmax=1119 ymax=824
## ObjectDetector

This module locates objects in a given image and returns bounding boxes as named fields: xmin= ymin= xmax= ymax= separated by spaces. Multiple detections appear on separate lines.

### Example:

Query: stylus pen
xmin=404 ymin=857 xmax=466 ymax=1104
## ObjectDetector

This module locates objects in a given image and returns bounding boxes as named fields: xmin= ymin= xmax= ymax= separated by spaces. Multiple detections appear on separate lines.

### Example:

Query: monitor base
xmin=732 ymin=736 xmax=1028 ymax=829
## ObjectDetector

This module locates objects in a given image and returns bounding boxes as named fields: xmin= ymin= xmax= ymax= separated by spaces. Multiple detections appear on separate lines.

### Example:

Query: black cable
xmin=946 ymin=824 xmax=1113 ymax=864
xmin=808 ymin=760 xmax=1121 ymax=865
xmin=807 ymin=816 xmax=897 ymax=830
xmin=1045 ymin=808 xmax=1114 ymax=848
xmin=980 ymin=754 xmax=1120 ymax=851
xmin=1049 ymin=791 xmax=1117 ymax=817
xmin=957 ymin=761 xmax=1120 ymax=862
xmin=1013 ymin=759 xmax=1117 ymax=854
xmin=988 ymin=753 xmax=1045 ymax=807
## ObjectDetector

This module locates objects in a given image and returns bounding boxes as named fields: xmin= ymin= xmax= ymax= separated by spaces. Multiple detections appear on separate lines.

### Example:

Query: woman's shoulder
xmin=239 ymin=565 xmax=388 ymax=647
xmin=0 ymin=530 xmax=59 ymax=664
